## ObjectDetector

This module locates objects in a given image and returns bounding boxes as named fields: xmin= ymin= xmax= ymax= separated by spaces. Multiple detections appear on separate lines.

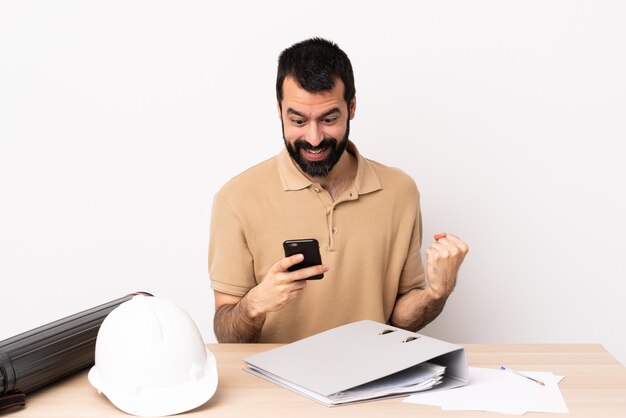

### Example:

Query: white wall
xmin=1 ymin=1 xmax=625 ymax=365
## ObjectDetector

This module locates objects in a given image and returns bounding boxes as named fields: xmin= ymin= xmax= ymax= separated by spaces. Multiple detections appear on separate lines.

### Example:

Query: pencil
xmin=500 ymin=366 xmax=545 ymax=386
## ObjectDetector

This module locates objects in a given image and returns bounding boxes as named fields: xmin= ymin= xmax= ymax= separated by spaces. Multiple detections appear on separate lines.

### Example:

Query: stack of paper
xmin=404 ymin=367 xmax=568 ymax=415
xmin=327 ymin=362 xmax=446 ymax=404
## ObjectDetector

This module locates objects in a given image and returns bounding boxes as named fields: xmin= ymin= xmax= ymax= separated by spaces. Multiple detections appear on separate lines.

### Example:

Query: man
xmin=209 ymin=38 xmax=468 ymax=343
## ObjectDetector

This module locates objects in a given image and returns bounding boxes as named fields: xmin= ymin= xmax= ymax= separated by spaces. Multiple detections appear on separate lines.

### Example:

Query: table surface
xmin=11 ymin=343 xmax=626 ymax=418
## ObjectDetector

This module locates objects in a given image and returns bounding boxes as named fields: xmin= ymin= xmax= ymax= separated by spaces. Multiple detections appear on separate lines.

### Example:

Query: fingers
xmin=443 ymin=233 xmax=470 ymax=253
xmin=291 ymin=264 xmax=329 ymax=281
xmin=426 ymin=233 xmax=469 ymax=268
xmin=251 ymin=254 xmax=328 ymax=316
xmin=273 ymin=253 xmax=305 ymax=273
xmin=271 ymin=255 xmax=328 ymax=281
xmin=431 ymin=232 xmax=469 ymax=253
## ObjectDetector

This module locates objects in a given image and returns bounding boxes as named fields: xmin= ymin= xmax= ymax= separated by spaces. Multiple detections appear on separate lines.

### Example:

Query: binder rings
xmin=244 ymin=320 xmax=469 ymax=406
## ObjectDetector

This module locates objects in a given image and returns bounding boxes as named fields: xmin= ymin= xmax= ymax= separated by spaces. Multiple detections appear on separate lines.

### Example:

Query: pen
xmin=500 ymin=366 xmax=545 ymax=386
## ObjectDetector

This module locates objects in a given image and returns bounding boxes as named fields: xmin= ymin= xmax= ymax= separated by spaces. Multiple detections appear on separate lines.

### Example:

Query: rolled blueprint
xmin=0 ymin=292 xmax=152 ymax=401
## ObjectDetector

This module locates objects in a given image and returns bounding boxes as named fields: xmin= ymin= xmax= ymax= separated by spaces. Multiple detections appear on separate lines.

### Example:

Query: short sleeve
xmin=208 ymin=193 xmax=256 ymax=296
xmin=397 ymin=188 xmax=427 ymax=294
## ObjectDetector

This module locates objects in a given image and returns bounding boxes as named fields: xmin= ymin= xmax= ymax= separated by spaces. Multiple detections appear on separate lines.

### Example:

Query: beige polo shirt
xmin=209 ymin=141 xmax=425 ymax=343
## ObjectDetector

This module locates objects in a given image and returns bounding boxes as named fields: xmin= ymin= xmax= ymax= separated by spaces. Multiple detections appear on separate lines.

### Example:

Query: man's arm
xmin=214 ymin=291 xmax=264 ymax=343
xmin=213 ymin=254 xmax=328 ymax=343
xmin=390 ymin=233 xmax=469 ymax=331
xmin=390 ymin=288 xmax=447 ymax=331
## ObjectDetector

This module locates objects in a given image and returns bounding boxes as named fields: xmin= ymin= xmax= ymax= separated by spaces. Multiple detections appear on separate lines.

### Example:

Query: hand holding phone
xmin=283 ymin=239 xmax=324 ymax=280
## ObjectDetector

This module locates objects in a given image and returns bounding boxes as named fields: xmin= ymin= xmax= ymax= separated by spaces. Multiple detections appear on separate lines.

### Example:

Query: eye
xmin=290 ymin=118 xmax=305 ymax=126
xmin=322 ymin=117 xmax=337 ymax=125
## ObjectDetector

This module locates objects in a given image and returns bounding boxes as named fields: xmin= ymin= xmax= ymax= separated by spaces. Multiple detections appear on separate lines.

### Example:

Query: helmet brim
xmin=89 ymin=348 xmax=218 ymax=417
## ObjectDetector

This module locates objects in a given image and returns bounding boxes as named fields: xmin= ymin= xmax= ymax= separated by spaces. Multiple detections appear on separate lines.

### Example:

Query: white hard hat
xmin=88 ymin=295 xmax=218 ymax=417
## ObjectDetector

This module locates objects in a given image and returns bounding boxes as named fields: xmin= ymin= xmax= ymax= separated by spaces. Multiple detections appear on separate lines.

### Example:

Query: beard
xmin=283 ymin=120 xmax=350 ymax=178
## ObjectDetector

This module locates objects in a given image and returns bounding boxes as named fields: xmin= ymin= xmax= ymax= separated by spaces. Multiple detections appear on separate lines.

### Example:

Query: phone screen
xmin=283 ymin=239 xmax=324 ymax=280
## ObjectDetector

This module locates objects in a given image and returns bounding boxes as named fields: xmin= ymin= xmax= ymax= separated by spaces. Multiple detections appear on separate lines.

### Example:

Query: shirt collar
xmin=277 ymin=140 xmax=382 ymax=195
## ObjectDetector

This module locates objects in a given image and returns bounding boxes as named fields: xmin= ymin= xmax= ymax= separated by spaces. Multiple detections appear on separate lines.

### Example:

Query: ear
xmin=349 ymin=96 xmax=356 ymax=120
xmin=277 ymin=101 xmax=283 ymax=120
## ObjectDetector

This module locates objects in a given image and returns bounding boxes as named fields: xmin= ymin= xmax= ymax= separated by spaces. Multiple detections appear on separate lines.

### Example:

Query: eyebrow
xmin=286 ymin=107 xmax=342 ymax=119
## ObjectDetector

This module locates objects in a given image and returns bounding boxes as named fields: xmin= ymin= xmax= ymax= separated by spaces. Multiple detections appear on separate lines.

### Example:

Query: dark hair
xmin=276 ymin=38 xmax=355 ymax=105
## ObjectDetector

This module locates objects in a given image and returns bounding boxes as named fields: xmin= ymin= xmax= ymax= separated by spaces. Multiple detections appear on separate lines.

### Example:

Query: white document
xmin=404 ymin=367 xmax=568 ymax=415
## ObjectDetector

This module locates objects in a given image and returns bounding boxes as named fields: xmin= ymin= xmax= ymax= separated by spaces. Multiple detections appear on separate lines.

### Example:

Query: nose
xmin=303 ymin=122 xmax=324 ymax=147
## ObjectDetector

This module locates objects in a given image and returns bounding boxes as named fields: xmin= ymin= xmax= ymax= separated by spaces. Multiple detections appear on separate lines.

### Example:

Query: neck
xmin=306 ymin=149 xmax=358 ymax=198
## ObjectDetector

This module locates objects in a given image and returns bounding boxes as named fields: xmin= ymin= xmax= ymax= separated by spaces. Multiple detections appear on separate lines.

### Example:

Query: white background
xmin=1 ymin=1 xmax=625 ymax=365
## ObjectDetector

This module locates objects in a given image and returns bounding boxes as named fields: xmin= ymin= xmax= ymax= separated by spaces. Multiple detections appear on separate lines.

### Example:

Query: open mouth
xmin=301 ymin=146 xmax=331 ymax=161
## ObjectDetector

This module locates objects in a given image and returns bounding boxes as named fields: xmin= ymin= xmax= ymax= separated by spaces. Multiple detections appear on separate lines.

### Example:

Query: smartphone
xmin=282 ymin=239 xmax=324 ymax=280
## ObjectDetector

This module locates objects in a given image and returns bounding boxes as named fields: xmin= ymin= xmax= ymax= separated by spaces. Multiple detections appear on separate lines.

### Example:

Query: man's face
xmin=279 ymin=76 xmax=355 ymax=178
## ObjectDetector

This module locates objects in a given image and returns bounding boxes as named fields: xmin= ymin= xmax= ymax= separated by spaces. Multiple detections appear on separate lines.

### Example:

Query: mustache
xmin=294 ymin=138 xmax=337 ymax=151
